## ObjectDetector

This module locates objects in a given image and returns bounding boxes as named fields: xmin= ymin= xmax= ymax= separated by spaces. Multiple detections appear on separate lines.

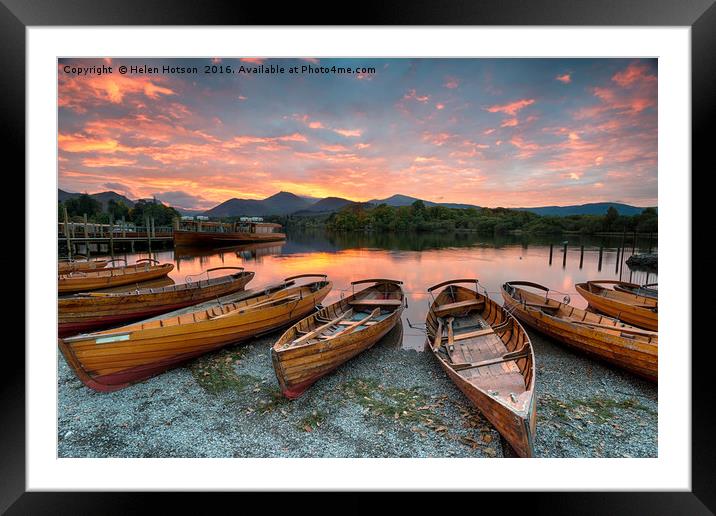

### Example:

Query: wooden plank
xmin=448 ymin=327 xmax=495 ymax=342
xmin=451 ymin=348 xmax=529 ymax=371
xmin=336 ymin=320 xmax=377 ymax=326
xmin=434 ymin=299 xmax=484 ymax=315
xmin=446 ymin=317 xmax=455 ymax=353
xmin=289 ymin=309 xmax=353 ymax=346
xmin=430 ymin=319 xmax=444 ymax=351
xmin=569 ymin=319 xmax=657 ymax=337
xmin=327 ymin=308 xmax=379 ymax=339
xmin=348 ymin=299 xmax=402 ymax=306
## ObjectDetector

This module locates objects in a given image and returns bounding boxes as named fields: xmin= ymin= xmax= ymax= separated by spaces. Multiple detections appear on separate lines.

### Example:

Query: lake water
xmin=98 ymin=230 xmax=658 ymax=350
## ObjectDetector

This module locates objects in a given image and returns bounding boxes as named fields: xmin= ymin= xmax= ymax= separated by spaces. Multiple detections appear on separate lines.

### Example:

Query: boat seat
xmin=348 ymin=299 xmax=402 ymax=306
xmin=443 ymin=327 xmax=495 ymax=342
xmin=435 ymin=299 xmax=484 ymax=315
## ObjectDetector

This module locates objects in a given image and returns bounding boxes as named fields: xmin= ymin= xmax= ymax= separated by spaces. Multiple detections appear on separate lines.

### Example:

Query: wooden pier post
xmin=549 ymin=243 xmax=553 ymax=265
xmin=631 ymin=231 xmax=637 ymax=256
xmin=122 ymin=217 xmax=126 ymax=239
xmin=648 ymin=233 xmax=653 ymax=254
xmin=145 ymin=216 xmax=152 ymax=256
xmin=597 ymin=246 xmax=603 ymax=272
xmin=579 ymin=245 xmax=584 ymax=269
xmin=562 ymin=242 xmax=567 ymax=268
xmin=109 ymin=213 xmax=115 ymax=259
xmin=63 ymin=205 xmax=72 ymax=260
xmin=618 ymin=228 xmax=627 ymax=278
xmin=83 ymin=213 xmax=90 ymax=258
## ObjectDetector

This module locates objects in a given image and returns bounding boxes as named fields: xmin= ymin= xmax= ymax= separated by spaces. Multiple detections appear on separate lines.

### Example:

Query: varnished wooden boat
xmin=58 ymin=256 xmax=110 ymax=274
xmin=575 ymin=280 xmax=658 ymax=331
xmin=613 ymin=281 xmax=658 ymax=299
xmin=174 ymin=220 xmax=286 ymax=247
xmin=58 ymin=267 xmax=255 ymax=337
xmin=426 ymin=279 xmax=536 ymax=458
xmin=58 ymin=274 xmax=332 ymax=392
xmin=272 ymin=279 xmax=405 ymax=399
xmin=502 ymin=281 xmax=657 ymax=381
xmin=58 ymin=259 xmax=174 ymax=294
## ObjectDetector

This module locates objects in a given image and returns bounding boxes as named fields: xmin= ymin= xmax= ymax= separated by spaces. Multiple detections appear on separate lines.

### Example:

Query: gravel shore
xmin=58 ymin=323 xmax=657 ymax=458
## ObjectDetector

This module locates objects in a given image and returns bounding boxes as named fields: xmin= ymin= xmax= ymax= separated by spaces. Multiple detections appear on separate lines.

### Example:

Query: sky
xmin=58 ymin=58 xmax=657 ymax=211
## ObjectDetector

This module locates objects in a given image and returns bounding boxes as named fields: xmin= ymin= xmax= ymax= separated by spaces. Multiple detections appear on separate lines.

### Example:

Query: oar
xmin=570 ymin=319 xmax=657 ymax=338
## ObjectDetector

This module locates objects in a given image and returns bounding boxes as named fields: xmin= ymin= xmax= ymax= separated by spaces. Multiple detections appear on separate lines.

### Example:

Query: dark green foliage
xmin=321 ymin=204 xmax=655 ymax=235
xmin=62 ymin=194 xmax=102 ymax=218
xmin=129 ymin=199 xmax=181 ymax=226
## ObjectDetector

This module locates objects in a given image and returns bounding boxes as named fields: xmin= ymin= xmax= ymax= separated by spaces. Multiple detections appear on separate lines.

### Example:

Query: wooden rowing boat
xmin=58 ymin=259 xmax=174 ymax=294
xmin=58 ymin=267 xmax=255 ymax=337
xmin=613 ymin=281 xmax=658 ymax=299
xmin=575 ymin=280 xmax=658 ymax=331
xmin=272 ymin=279 xmax=405 ymax=399
xmin=502 ymin=281 xmax=657 ymax=381
xmin=58 ymin=256 xmax=110 ymax=274
xmin=58 ymin=274 xmax=332 ymax=392
xmin=426 ymin=279 xmax=536 ymax=458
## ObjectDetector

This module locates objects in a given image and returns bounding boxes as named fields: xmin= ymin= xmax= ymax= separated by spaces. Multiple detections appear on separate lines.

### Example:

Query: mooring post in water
xmin=618 ymin=228 xmax=626 ymax=274
xmin=615 ymin=246 xmax=621 ymax=273
xmin=579 ymin=245 xmax=584 ymax=269
xmin=632 ymin=231 xmax=637 ymax=256
xmin=549 ymin=243 xmax=553 ymax=265
xmin=598 ymin=246 xmax=603 ymax=272
xmin=648 ymin=232 xmax=653 ymax=254
xmin=562 ymin=242 xmax=567 ymax=268
xmin=109 ymin=213 xmax=115 ymax=259
xmin=83 ymin=213 xmax=90 ymax=258
xmin=146 ymin=216 xmax=152 ymax=256
xmin=63 ymin=205 xmax=72 ymax=260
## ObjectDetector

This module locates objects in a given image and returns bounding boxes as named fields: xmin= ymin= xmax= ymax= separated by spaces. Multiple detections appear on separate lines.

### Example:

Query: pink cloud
xmin=444 ymin=77 xmax=459 ymax=89
xmin=486 ymin=98 xmax=535 ymax=116
xmin=612 ymin=62 xmax=656 ymax=87
xmin=333 ymin=128 xmax=362 ymax=138
xmin=403 ymin=89 xmax=430 ymax=103
xmin=555 ymin=73 xmax=571 ymax=84
xmin=501 ymin=118 xmax=519 ymax=128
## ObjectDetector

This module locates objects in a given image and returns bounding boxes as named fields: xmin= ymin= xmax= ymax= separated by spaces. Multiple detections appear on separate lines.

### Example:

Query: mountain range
xmin=58 ymin=189 xmax=653 ymax=218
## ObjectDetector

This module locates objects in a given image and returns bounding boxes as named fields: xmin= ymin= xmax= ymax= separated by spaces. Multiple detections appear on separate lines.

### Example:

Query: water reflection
xmin=103 ymin=231 xmax=658 ymax=350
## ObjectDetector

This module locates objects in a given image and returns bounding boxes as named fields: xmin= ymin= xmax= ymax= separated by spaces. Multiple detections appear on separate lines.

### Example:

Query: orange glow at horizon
xmin=58 ymin=58 xmax=658 ymax=210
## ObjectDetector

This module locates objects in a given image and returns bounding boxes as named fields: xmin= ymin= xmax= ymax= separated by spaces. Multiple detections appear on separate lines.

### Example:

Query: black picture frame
xmin=4 ymin=0 xmax=713 ymax=512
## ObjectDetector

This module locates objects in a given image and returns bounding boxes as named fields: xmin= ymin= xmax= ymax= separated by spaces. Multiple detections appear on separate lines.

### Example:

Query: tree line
xmin=58 ymin=194 xmax=180 ymax=227
xmin=282 ymin=201 xmax=657 ymax=235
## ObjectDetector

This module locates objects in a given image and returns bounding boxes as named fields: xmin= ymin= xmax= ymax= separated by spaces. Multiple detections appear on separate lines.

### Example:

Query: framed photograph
xmin=7 ymin=0 xmax=713 ymax=512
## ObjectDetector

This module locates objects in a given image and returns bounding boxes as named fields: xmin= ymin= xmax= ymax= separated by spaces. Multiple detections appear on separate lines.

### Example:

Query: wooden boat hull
xmin=58 ymin=270 xmax=255 ymax=337
xmin=613 ymin=282 xmax=658 ymax=299
xmin=58 ymin=259 xmax=109 ymax=274
xmin=174 ymin=229 xmax=286 ymax=247
xmin=272 ymin=280 xmax=405 ymax=399
xmin=575 ymin=281 xmax=657 ymax=331
xmin=58 ymin=263 xmax=175 ymax=294
xmin=503 ymin=282 xmax=657 ymax=381
xmin=426 ymin=281 xmax=536 ymax=458
xmin=58 ymin=278 xmax=332 ymax=391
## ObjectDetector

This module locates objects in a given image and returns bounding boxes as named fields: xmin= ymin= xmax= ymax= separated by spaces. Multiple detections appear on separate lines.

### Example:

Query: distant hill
xmin=513 ymin=202 xmax=651 ymax=217
xmin=369 ymin=194 xmax=437 ymax=207
xmin=203 ymin=191 xmax=311 ymax=217
xmin=60 ymin=188 xmax=652 ymax=219
xmin=304 ymin=197 xmax=355 ymax=212
xmin=368 ymin=194 xmax=480 ymax=210
xmin=58 ymin=189 xmax=135 ymax=210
